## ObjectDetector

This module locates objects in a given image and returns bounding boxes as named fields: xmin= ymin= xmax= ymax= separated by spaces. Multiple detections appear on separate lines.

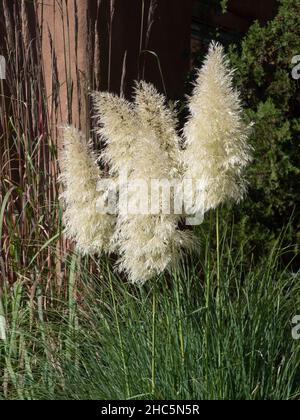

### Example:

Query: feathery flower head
xmin=134 ymin=81 xmax=182 ymax=177
xmin=184 ymin=42 xmax=252 ymax=213
xmin=92 ymin=92 xmax=137 ymax=175
xmin=60 ymin=126 xmax=115 ymax=255
xmin=112 ymin=82 xmax=195 ymax=284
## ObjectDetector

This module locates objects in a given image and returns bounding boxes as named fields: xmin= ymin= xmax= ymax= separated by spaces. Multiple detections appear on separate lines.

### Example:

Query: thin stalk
xmin=140 ymin=50 xmax=167 ymax=96
xmin=216 ymin=208 xmax=222 ymax=376
xmin=137 ymin=0 xmax=145 ymax=80
xmin=205 ymin=211 xmax=213 ymax=393
xmin=175 ymin=272 xmax=185 ymax=366
xmin=108 ymin=23 xmax=113 ymax=90
xmin=66 ymin=254 xmax=78 ymax=361
xmin=108 ymin=0 xmax=115 ymax=90
xmin=216 ymin=208 xmax=221 ymax=315
xmin=107 ymin=263 xmax=130 ymax=399
xmin=151 ymin=285 xmax=156 ymax=396
xmin=205 ymin=211 xmax=213 ymax=312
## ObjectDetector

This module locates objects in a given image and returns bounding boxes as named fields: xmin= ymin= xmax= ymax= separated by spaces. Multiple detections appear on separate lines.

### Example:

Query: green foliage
xmin=0 ymin=230 xmax=299 ymax=400
xmin=227 ymin=0 xmax=300 ymax=257
xmin=220 ymin=0 xmax=228 ymax=14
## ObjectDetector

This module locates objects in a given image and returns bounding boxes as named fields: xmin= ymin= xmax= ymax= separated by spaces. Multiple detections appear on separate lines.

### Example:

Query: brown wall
xmin=38 ymin=1 xmax=89 ymax=134
xmin=100 ymin=0 xmax=194 ymax=99
xmin=38 ymin=0 xmax=194 ymax=135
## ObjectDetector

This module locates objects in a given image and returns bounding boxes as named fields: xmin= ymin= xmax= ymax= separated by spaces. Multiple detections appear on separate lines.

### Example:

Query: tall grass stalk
xmin=151 ymin=284 xmax=156 ymax=396
xmin=108 ymin=262 xmax=130 ymax=399
xmin=175 ymin=272 xmax=185 ymax=366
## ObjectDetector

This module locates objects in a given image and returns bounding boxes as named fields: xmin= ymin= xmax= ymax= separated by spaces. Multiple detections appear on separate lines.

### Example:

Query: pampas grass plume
xmin=184 ymin=42 xmax=252 ymax=214
xmin=60 ymin=126 xmax=115 ymax=255
xmin=115 ymin=82 xmax=194 ymax=284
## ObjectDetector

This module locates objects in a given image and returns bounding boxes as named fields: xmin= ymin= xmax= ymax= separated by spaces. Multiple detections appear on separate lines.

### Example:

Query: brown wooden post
xmin=38 ymin=0 xmax=194 ymax=139
xmin=38 ymin=0 xmax=89 ymax=136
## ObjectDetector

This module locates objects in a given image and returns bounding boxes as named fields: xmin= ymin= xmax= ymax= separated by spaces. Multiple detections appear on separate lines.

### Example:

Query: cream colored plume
xmin=133 ymin=81 xmax=182 ymax=178
xmin=184 ymin=42 xmax=252 ymax=214
xmin=59 ymin=126 xmax=115 ymax=255
xmin=92 ymin=83 xmax=194 ymax=284
xmin=92 ymin=92 xmax=137 ymax=176
xmin=114 ymin=82 xmax=195 ymax=284
xmin=92 ymin=91 xmax=141 ymax=257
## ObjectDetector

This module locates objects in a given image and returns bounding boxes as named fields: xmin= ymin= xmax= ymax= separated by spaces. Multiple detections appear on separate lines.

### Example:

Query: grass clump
xmin=0 ymin=230 xmax=299 ymax=401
